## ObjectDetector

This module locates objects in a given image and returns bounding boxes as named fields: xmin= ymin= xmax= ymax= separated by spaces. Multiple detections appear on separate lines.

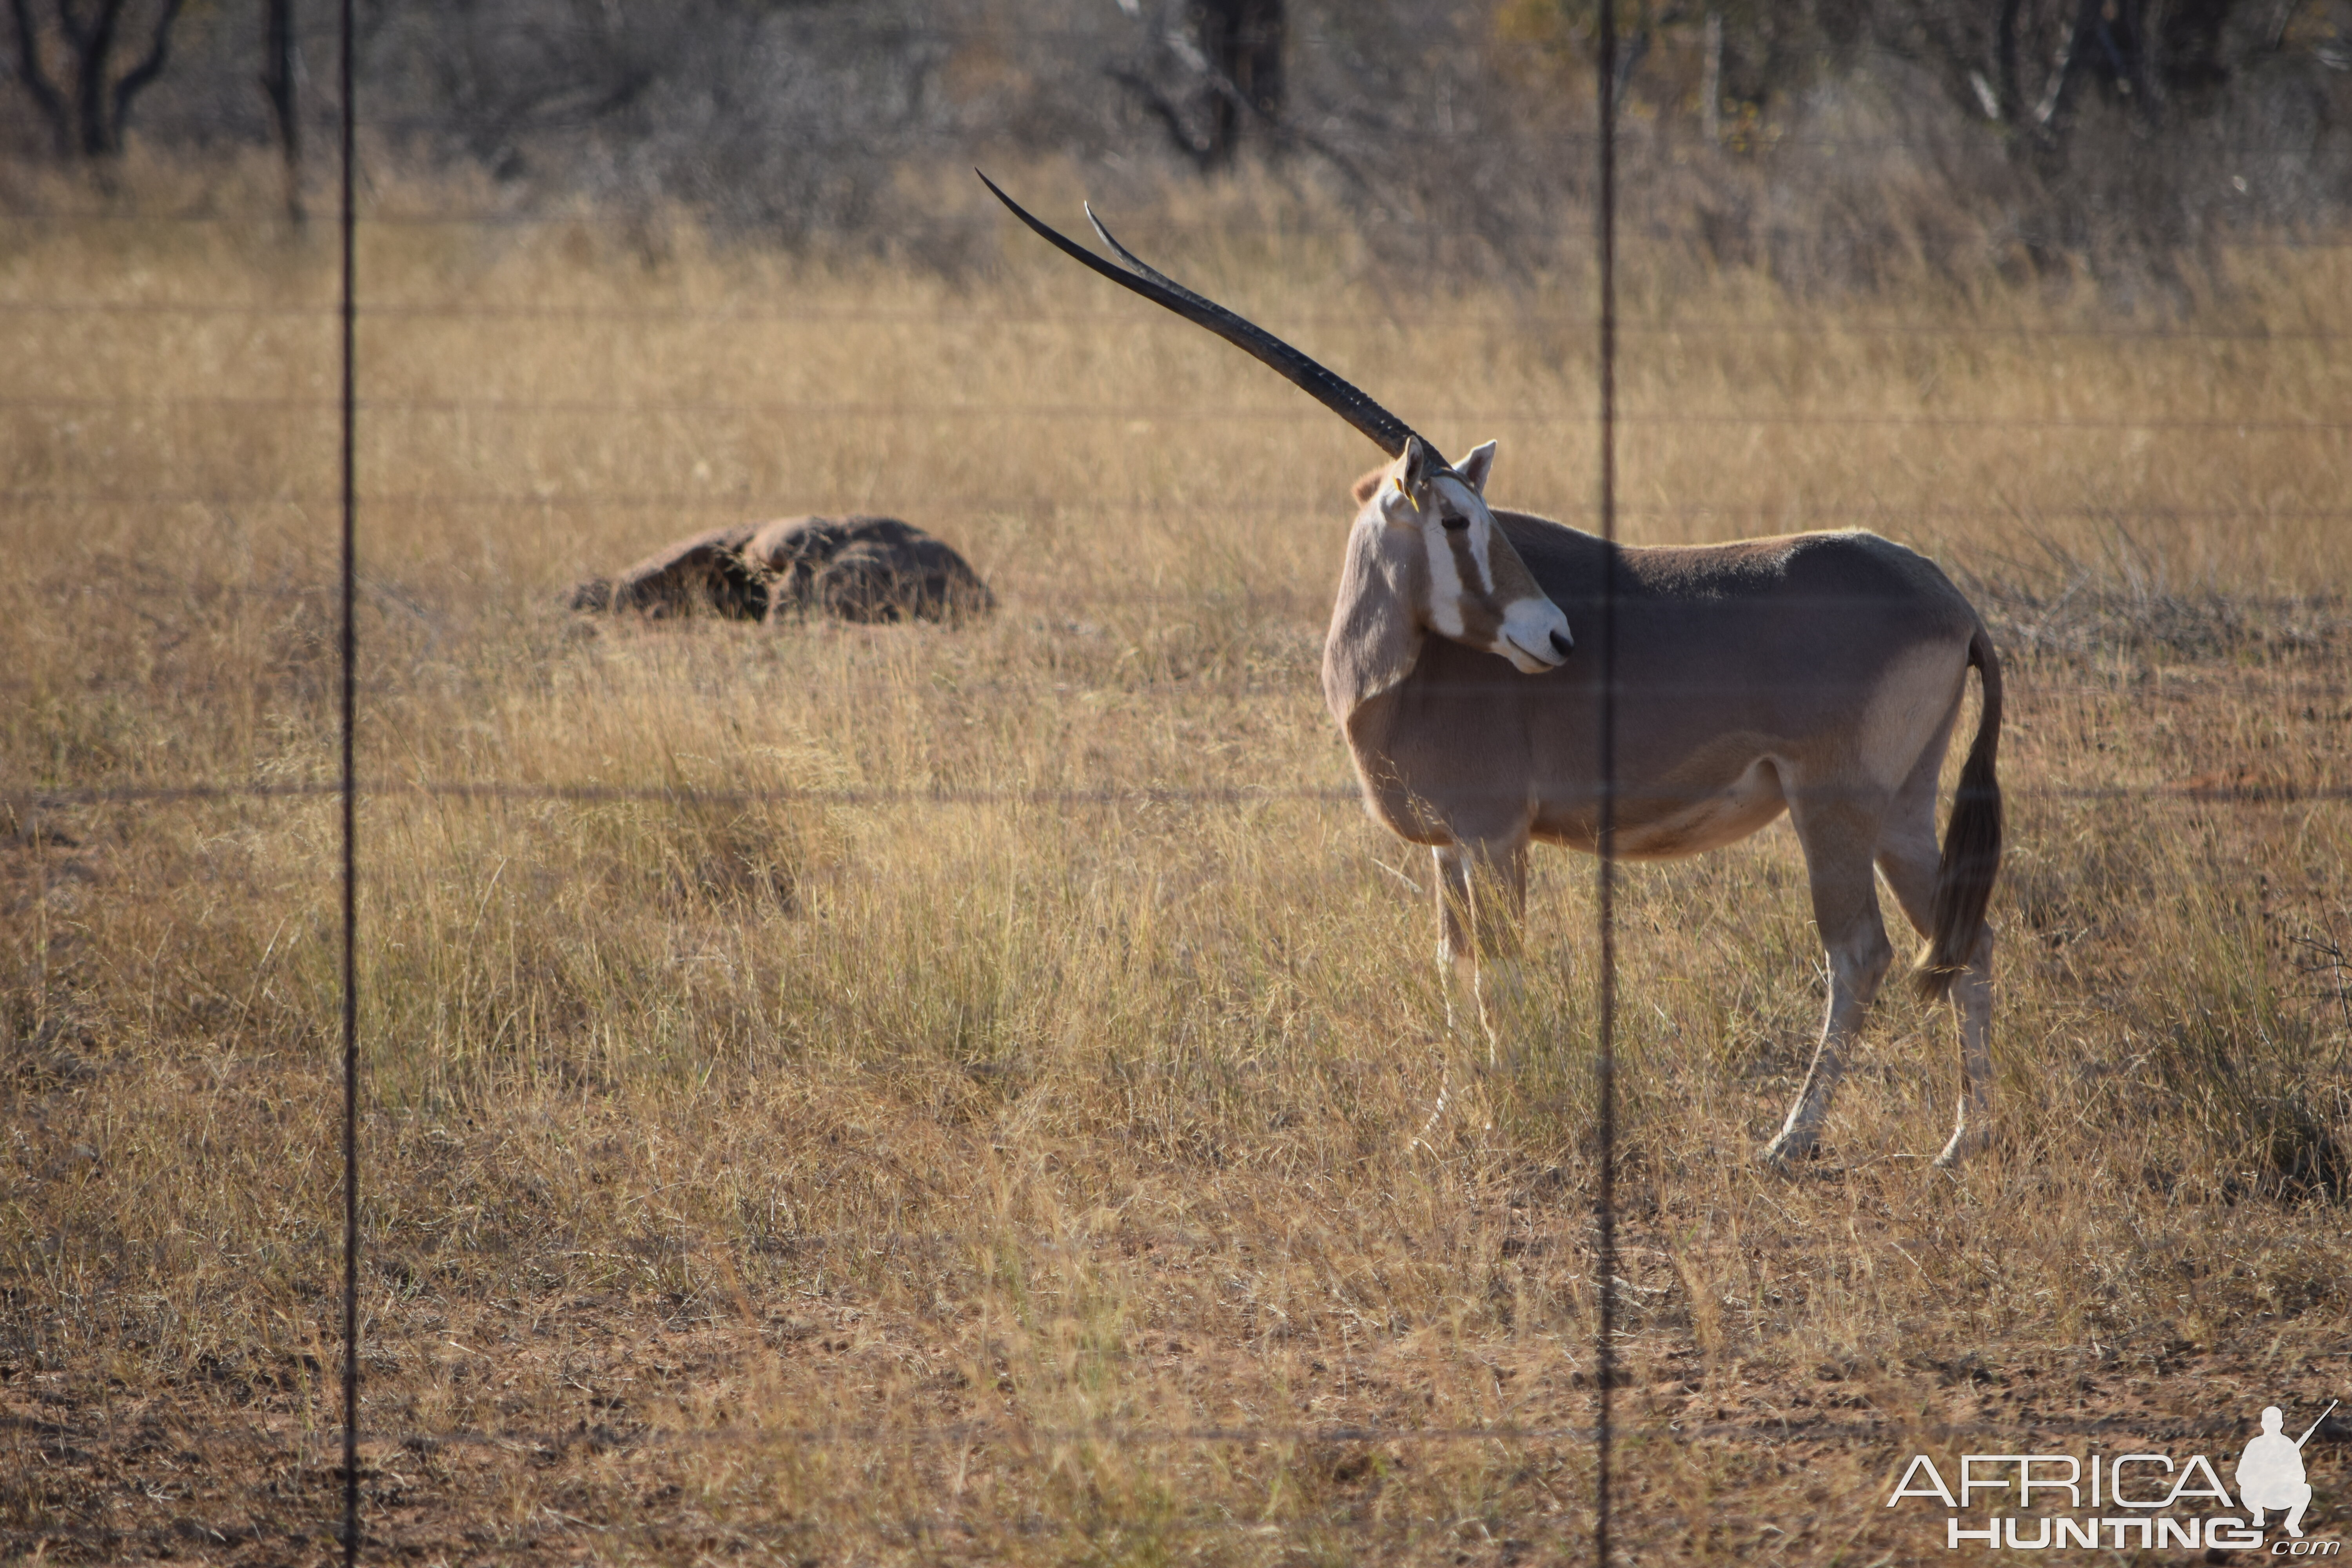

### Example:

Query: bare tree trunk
xmin=105 ymin=0 xmax=183 ymax=150
xmin=5 ymin=0 xmax=71 ymax=152
xmin=1994 ymin=0 xmax=2027 ymax=127
xmin=71 ymin=1 xmax=126 ymax=156
xmin=2030 ymin=0 xmax=2109 ymax=148
xmin=1193 ymin=0 xmax=1283 ymax=167
xmin=1112 ymin=0 xmax=1287 ymax=172
xmin=261 ymin=0 xmax=301 ymax=222
xmin=1701 ymin=8 xmax=1721 ymax=147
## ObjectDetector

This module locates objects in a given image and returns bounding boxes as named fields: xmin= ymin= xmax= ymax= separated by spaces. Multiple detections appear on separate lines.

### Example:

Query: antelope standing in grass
xmin=980 ymin=174 xmax=2003 ymax=1168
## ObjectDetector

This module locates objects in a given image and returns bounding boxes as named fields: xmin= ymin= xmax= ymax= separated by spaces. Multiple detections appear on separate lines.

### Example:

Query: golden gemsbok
xmin=980 ymin=173 xmax=2003 ymax=1169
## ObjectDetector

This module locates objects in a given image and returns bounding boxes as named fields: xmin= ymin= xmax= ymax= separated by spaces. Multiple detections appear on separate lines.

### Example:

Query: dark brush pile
xmin=570 ymin=516 xmax=995 ymax=626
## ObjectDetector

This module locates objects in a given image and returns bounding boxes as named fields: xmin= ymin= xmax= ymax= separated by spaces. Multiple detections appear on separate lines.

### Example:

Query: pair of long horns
xmin=975 ymin=170 xmax=1449 ymax=475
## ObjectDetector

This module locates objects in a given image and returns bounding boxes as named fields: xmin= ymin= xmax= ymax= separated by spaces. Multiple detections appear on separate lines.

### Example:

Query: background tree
xmin=1112 ymin=0 xmax=1287 ymax=170
xmin=5 ymin=0 xmax=187 ymax=158
xmin=260 ymin=0 xmax=297 ymax=219
xmin=2 ymin=0 xmax=2343 ymax=292
xmin=1872 ymin=0 xmax=2247 ymax=161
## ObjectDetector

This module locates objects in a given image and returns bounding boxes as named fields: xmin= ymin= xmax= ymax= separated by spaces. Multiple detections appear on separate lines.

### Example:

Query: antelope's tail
xmin=1914 ymin=627 xmax=2004 ymax=1002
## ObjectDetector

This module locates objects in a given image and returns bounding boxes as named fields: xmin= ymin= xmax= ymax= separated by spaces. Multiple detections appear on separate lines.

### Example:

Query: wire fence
xmin=11 ymin=488 xmax=2352 ymax=543
xmin=11 ymin=779 xmax=2352 ymax=813
xmin=15 ymin=294 xmax=2352 ymax=339
xmin=7 ymin=14 xmax=2352 ymax=1568
xmin=11 ymin=395 xmax=2350 ymax=435
xmin=8 ymin=202 xmax=2352 ymax=241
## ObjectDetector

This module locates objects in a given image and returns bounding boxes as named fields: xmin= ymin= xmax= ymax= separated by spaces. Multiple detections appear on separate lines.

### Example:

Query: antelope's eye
xmin=1441 ymin=512 xmax=1469 ymax=532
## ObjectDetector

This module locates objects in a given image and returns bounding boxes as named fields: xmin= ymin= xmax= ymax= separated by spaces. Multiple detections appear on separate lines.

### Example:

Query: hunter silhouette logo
xmin=2240 ymin=1401 xmax=2336 ymax=1538
xmin=1884 ymin=1395 xmax=2341 ymax=1552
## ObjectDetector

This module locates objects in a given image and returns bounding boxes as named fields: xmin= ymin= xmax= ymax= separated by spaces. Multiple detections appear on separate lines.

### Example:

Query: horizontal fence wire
xmin=6 ymin=394 xmax=2345 ymax=433
xmin=7 ymin=205 xmax=2352 ymax=242
xmin=9 ymin=296 xmax=2352 ymax=341
xmin=31 ymin=1410 xmax=2278 ymax=1451
xmin=4 ymin=678 xmax=2346 ymax=708
xmin=8 ymin=1410 xmax=2312 ymax=1469
xmin=9 ymin=780 xmax=2349 ymax=812
xmin=12 ymin=489 xmax=2352 ymax=533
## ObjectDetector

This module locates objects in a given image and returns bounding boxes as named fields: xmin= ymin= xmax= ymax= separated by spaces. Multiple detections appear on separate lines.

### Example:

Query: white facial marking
xmin=1422 ymin=510 xmax=1468 ymax=639
xmin=1433 ymin=475 xmax=1496 ymax=594
xmin=1385 ymin=458 xmax=1571 ymax=671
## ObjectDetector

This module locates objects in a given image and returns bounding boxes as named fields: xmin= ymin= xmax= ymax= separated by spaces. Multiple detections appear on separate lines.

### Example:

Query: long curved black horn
xmin=976 ymin=169 xmax=1437 ymax=465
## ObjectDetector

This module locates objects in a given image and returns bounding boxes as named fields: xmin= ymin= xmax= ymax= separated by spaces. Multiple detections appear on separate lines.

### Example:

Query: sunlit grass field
xmin=4 ymin=164 xmax=2351 ymax=1562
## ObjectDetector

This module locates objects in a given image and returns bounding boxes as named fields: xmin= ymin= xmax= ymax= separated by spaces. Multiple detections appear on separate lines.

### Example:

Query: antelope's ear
xmin=1401 ymin=434 xmax=1434 ymax=490
xmin=1350 ymin=465 xmax=1389 ymax=506
xmin=1456 ymin=439 xmax=1498 ymax=496
xmin=1376 ymin=448 xmax=1421 ymax=522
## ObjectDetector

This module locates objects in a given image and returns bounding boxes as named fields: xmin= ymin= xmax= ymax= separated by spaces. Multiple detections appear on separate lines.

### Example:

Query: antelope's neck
xmin=1321 ymin=519 xmax=1425 ymax=730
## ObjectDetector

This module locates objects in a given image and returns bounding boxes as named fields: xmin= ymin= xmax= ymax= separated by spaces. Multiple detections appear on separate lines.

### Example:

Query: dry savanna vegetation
xmin=4 ymin=164 xmax=2351 ymax=1564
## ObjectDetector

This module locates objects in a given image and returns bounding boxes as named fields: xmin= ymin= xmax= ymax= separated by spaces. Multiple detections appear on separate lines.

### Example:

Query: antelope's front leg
xmin=1433 ymin=841 xmax=1529 ymax=1062
xmin=1763 ymin=824 xmax=1893 ymax=1168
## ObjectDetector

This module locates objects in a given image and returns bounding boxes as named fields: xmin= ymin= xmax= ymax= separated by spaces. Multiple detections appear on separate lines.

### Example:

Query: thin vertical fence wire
xmin=1593 ymin=5 xmax=1621 ymax=1563
xmin=337 ymin=0 xmax=361 ymax=1560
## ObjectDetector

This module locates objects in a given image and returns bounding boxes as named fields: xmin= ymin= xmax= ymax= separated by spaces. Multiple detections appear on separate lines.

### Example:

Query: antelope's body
xmin=1339 ymin=515 xmax=1987 ymax=853
xmin=1330 ymin=456 xmax=2001 ymax=1165
xmin=984 ymin=172 xmax=2005 ymax=1167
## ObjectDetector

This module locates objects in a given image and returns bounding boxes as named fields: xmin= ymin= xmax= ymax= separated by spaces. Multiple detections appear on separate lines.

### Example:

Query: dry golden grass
xmin=4 ymin=166 xmax=2351 ymax=1563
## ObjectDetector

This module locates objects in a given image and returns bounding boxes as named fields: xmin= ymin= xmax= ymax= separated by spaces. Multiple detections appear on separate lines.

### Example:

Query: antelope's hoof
xmin=1759 ymin=1131 xmax=1818 ymax=1172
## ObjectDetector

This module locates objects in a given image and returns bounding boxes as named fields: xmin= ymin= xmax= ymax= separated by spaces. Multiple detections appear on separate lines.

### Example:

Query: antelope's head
xmin=1356 ymin=437 xmax=1572 ymax=673
xmin=975 ymin=171 xmax=1573 ymax=675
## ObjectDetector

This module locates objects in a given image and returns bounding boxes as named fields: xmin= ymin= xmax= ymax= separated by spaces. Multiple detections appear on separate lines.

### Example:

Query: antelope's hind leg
xmin=1433 ymin=839 xmax=1530 ymax=1062
xmin=1762 ymin=791 xmax=1895 ymax=1168
xmin=1878 ymin=757 xmax=1996 ymax=1168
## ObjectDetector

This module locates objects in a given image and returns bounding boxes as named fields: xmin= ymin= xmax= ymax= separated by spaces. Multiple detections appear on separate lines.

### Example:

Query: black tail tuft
xmin=1915 ymin=628 xmax=2004 ymax=1002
